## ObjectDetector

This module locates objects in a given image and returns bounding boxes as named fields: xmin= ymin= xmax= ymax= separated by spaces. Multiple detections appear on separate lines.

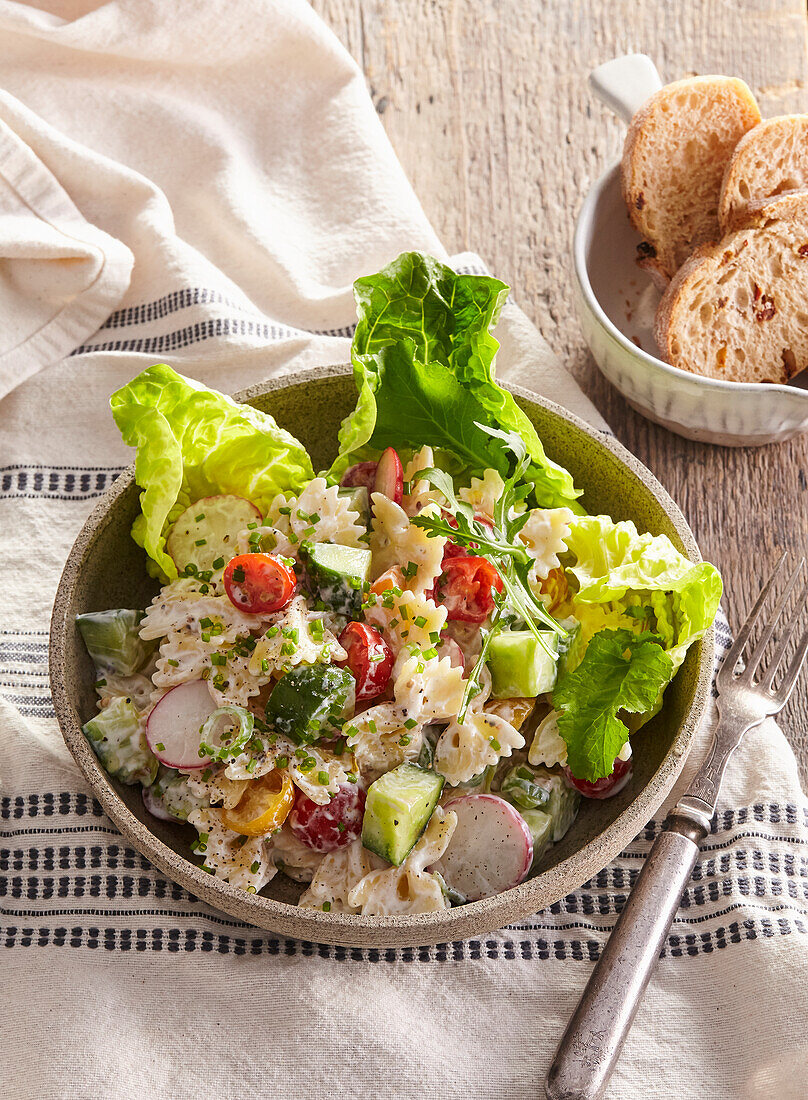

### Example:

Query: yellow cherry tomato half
xmin=221 ymin=770 xmax=295 ymax=837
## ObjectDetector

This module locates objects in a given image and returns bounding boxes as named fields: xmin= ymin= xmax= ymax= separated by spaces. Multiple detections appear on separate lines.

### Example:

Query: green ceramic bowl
xmin=50 ymin=365 xmax=714 ymax=948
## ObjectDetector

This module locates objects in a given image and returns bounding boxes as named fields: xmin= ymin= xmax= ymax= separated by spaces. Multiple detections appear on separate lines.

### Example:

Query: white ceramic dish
xmin=574 ymin=55 xmax=808 ymax=447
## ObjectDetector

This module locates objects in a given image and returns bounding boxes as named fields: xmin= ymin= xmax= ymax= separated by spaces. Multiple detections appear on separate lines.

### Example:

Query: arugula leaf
xmin=554 ymin=629 xmax=673 ymax=781
xmin=329 ymin=252 xmax=580 ymax=508
xmin=111 ymin=364 xmax=314 ymax=580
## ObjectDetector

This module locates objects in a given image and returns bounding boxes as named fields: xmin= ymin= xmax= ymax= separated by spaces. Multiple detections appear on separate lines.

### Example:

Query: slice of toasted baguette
xmin=622 ymin=76 xmax=761 ymax=281
xmin=719 ymin=115 xmax=808 ymax=232
xmin=655 ymin=189 xmax=808 ymax=384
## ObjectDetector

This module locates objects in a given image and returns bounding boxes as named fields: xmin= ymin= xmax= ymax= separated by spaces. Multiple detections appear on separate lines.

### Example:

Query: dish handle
xmin=589 ymin=54 xmax=663 ymax=124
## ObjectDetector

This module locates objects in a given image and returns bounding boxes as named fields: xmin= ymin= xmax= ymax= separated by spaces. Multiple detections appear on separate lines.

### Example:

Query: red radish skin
xmin=433 ymin=794 xmax=533 ymax=902
xmin=374 ymin=447 xmax=403 ymax=504
xmin=146 ymin=680 xmax=217 ymax=769
xmin=564 ymin=755 xmax=633 ymax=800
xmin=142 ymin=785 xmax=175 ymax=821
xmin=340 ymin=462 xmax=378 ymax=492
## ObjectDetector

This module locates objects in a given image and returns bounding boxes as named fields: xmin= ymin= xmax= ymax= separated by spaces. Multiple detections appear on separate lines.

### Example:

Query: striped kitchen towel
xmin=0 ymin=3 xmax=805 ymax=1099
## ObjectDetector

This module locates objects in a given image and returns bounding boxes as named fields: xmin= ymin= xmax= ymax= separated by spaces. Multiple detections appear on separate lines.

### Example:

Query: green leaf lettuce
xmin=328 ymin=251 xmax=580 ymax=509
xmin=563 ymin=515 xmax=722 ymax=671
xmin=110 ymin=364 xmax=314 ymax=580
xmin=554 ymin=629 xmax=673 ymax=781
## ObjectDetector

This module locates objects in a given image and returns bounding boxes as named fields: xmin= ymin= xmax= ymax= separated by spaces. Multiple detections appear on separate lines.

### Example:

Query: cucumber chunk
xmin=362 ymin=763 xmax=444 ymax=866
xmin=531 ymin=766 xmax=581 ymax=842
xmin=76 ymin=609 xmax=153 ymax=675
xmin=338 ymin=485 xmax=370 ymax=526
xmin=83 ymin=697 xmax=158 ymax=786
xmin=148 ymin=767 xmax=207 ymax=821
xmin=300 ymin=541 xmax=372 ymax=617
xmin=166 ymin=494 xmax=261 ymax=572
xmin=265 ymin=663 xmax=354 ymax=745
xmin=486 ymin=631 xmax=559 ymax=699
xmin=521 ymin=808 xmax=554 ymax=867
xmin=500 ymin=763 xmax=552 ymax=810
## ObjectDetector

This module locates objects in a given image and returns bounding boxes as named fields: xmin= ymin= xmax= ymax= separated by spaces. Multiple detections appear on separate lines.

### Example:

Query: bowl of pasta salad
xmin=50 ymin=252 xmax=720 ymax=947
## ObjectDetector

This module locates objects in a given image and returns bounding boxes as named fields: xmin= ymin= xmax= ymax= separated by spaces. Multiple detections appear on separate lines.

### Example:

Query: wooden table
xmin=315 ymin=0 xmax=808 ymax=786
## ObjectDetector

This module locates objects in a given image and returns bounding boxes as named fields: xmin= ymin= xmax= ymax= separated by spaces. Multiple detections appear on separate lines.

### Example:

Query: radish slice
xmin=432 ymin=794 xmax=533 ymax=902
xmin=374 ymin=447 xmax=403 ymax=504
xmin=340 ymin=461 xmax=378 ymax=491
xmin=145 ymin=680 xmax=217 ymax=769
xmin=142 ymin=785 xmax=174 ymax=822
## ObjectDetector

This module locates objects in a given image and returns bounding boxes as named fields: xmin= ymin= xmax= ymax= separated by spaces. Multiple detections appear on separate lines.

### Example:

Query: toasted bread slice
xmin=719 ymin=115 xmax=808 ymax=232
xmin=622 ymin=76 xmax=761 ymax=281
xmin=655 ymin=189 xmax=808 ymax=384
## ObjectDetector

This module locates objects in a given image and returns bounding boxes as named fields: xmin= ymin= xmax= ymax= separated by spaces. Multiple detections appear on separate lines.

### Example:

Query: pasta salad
xmin=78 ymin=252 xmax=722 ymax=916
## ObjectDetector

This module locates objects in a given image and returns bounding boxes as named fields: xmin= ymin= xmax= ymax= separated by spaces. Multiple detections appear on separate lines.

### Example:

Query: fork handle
xmin=545 ymin=815 xmax=705 ymax=1100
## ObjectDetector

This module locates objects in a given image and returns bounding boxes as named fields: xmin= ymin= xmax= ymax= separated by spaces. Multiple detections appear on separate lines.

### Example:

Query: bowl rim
xmin=573 ymin=160 xmax=808 ymax=404
xmin=49 ymin=363 xmax=715 ymax=946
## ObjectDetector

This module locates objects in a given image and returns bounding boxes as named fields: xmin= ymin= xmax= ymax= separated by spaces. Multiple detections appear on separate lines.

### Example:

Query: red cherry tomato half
xmin=337 ymin=622 xmax=394 ymax=700
xmin=340 ymin=461 xmax=377 ymax=492
xmin=374 ymin=446 xmax=403 ymax=504
xmin=288 ymin=783 xmax=366 ymax=852
xmin=564 ymin=754 xmax=633 ymax=800
xmin=223 ymin=553 xmax=297 ymax=614
xmin=442 ymin=513 xmax=495 ymax=561
xmin=434 ymin=555 xmax=504 ymax=623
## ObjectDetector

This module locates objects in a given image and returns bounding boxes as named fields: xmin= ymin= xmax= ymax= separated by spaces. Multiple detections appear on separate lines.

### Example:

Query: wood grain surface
xmin=313 ymin=0 xmax=808 ymax=785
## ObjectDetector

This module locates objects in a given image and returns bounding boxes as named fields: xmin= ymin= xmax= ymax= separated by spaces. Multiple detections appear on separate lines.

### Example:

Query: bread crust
xmin=655 ymin=189 xmax=808 ymax=383
xmin=622 ymin=76 xmax=761 ymax=279
xmin=718 ymin=114 xmax=808 ymax=232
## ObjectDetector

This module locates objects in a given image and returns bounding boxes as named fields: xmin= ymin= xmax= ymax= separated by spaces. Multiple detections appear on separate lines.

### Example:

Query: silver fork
xmin=546 ymin=554 xmax=808 ymax=1100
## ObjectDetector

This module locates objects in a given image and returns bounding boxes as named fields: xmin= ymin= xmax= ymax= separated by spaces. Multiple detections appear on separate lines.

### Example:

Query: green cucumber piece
xmin=362 ymin=763 xmax=444 ymax=866
xmin=500 ymin=763 xmax=552 ymax=810
xmin=76 ymin=609 xmax=154 ymax=675
xmin=338 ymin=485 xmax=370 ymax=526
xmin=150 ymin=767 xmax=207 ymax=821
xmin=166 ymin=494 xmax=261 ymax=573
xmin=83 ymin=697 xmax=158 ymax=786
xmin=521 ymin=808 xmax=554 ymax=867
xmin=300 ymin=541 xmax=372 ymax=617
xmin=486 ymin=631 xmax=559 ymax=699
xmin=531 ymin=766 xmax=581 ymax=842
xmin=265 ymin=663 xmax=354 ymax=745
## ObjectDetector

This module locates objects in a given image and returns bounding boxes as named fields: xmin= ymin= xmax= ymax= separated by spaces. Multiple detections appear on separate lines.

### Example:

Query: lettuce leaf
xmin=328 ymin=251 xmax=580 ymax=509
xmin=110 ymin=364 xmax=314 ymax=580
xmin=554 ymin=629 xmax=673 ymax=780
xmin=564 ymin=515 xmax=722 ymax=669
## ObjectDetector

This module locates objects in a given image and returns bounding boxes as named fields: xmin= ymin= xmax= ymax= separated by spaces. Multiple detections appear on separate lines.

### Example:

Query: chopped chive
xmin=322 ymin=901 xmax=331 ymax=912
xmin=414 ymin=615 xmax=427 ymax=628
xmin=276 ymin=755 xmax=289 ymax=769
xmin=247 ymin=522 xmax=258 ymax=530
xmin=346 ymin=772 xmax=358 ymax=784
xmin=317 ymin=770 xmax=330 ymax=785
xmin=212 ymin=556 xmax=225 ymax=570
xmin=404 ymin=718 xmax=417 ymax=730
xmin=398 ymin=735 xmax=411 ymax=746
xmin=195 ymin=513 xmax=205 ymax=522
xmin=250 ymin=860 xmax=260 ymax=874
xmin=489 ymin=737 xmax=501 ymax=751
xmin=155 ymin=742 xmax=166 ymax=752
xmin=195 ymin=538 xmax=207 ymax=547
xmin=261 ymin=658 xmax=270 ymax=673
xmin=210 ymin=652 xmax=227 ymax=666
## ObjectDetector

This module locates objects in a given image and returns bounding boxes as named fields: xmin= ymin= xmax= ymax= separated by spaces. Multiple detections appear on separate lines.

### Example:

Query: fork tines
xmin=717 ymin=553 xmax=808 ymax=705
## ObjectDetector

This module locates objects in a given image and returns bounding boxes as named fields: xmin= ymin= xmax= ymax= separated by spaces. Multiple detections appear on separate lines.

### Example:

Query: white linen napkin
xmin=0 ymin=3 xmax=806 ymax=1099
